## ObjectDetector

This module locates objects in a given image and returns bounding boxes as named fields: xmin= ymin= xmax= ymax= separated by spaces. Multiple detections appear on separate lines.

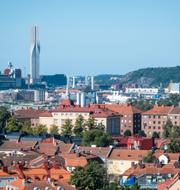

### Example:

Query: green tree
xmin=0 ymin=107 xmax=11 ymax=132
xmin=152 ymin=131 xmax=160 ymax=138
xmin=32 ymin=124 xmax=47 ymax=136
xmin=20 ymin=121 xmax=33 ymax=135
xmin=124 ymin=130 xmax=132 ymax=137
xmin=143 ymin=151 xmax=156 ymax=163
xmin=73 ymin=115 xmax=84 ymax=137
xmin=85 ymin=117 xmax=96 ymax=130
xmin=70 ymin=161 xmax=107 ymax=190
xmin=61 ymin=119 xmax=73 ymax=136
xmin=171 ymin=125 xmax=180 ymax=138
xmin=50 ymin=125 xmax=59 ymax=135
xmin=101 ymin=182 xmax=121 ymax=190
xmin=167 ymin=139 xmax=180 ymax=153
xmin=82 ymin=129 xmax=112 ymax=147
xmin=163 ymin=119 xmax=173 ymax=138
xmin=138 ymin=130 xmax=146 ymax=137
xmin=5 ymin=117 xmax=22 ymax=133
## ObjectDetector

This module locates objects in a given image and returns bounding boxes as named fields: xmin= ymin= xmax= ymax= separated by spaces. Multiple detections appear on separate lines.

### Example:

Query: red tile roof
xmin=142 ymin=105 xmax=173 ymax=115
xmin=123 ymin=163 xmax=180 ymax=176
xmin=14 ymin=108 xmax=45 ymax=119
xmin=169 ymin=107 xmax=180 ymax=114
xmin=39 ymin=111 xmax=52 ymax=117
xmin=157 ymin=173 xmax=180 ymax=190
xmin=109 ymin=149 xmax=149 ymax=160
xmin=101 ymin=104 xmax=142 ymax=114
xmin=62 ymin=153 xmax=88 ymax=167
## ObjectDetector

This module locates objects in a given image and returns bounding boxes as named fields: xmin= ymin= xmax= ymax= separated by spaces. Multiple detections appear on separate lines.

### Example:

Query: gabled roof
xmin=73 ymin=146 xmax=112 ymax=159
xmin=102 ymin=104 xmax=142 ymax=115
xmin=142 ymin=105 xmax=173 ymax=115
xmin=108 ymin=149 xmax=149 ymax=160
xmin=14 ymin=108 xmax=45 ymax=119
xmin=123 ymin=163 xmax=180 ymax=176
xmin=169 ymin=107 xmax=180 ymax=115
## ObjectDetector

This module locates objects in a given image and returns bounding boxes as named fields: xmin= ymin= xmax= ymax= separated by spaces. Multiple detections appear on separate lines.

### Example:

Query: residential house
xmin=107 ymin=149 xmax=148 ymax=180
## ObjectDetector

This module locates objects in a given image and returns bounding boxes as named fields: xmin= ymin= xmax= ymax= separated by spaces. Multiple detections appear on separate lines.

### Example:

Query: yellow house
xmin=107 ymin=149 xmax=149 ymax=177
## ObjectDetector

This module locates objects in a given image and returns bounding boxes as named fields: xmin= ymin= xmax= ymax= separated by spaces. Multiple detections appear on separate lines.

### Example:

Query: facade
xmin=103 ymin=104 xmax=141 ymax=135
xmin=39 ymin=101 xmax=121 ymax=135
xmin=168 ymin=107 xmax=180 ymax=126
xmin=142 ymin=105 xmax=173 ymax=137
xmin=30 ymin=26 xmax=40 ymax=84
xmin=107 ymin=149 xmax=148 ymax=179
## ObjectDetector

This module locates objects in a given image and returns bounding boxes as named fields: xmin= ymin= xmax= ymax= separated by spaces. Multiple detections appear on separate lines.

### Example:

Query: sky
xmin=0 ymin=0 xmax=180 ymax=76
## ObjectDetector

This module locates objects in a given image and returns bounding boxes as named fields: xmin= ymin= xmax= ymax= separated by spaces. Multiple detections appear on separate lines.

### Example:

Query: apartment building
xmin=39 ymin=99 xmax=121 ymax=135
xmin=141 ymin=105 xmax=173 ymax=137
xmin=102 ymin=104 xmax=142 ymax=135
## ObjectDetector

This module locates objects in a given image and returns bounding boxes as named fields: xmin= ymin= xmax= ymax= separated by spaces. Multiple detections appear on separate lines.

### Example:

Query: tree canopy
xmin=50 ymin=125 xmax=59 ymax=135
xmin=73 ymin=115 xmax=84 ymax=137
xmin=70 ymin=161 xmax=108 ymax=190
xmin=61 ymin=119 xmax=73 ymax=136
xmin=124 ymin=130 xmax=132 ymax=137
xmin=82 ymin=129 xmax=112 ymax=147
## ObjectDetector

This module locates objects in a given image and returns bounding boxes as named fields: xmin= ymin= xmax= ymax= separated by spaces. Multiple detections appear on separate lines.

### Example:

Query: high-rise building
xmin=30 ymin=26 xmax=40 ymax=84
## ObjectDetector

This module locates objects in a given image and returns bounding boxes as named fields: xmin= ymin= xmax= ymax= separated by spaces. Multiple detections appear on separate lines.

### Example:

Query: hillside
xmin=95 ymin=66 xmax=180 ymax=87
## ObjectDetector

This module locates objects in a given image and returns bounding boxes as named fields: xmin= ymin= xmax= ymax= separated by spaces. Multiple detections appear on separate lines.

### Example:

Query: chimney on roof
xmin=2 ymin=166 xmax=8 ymax=173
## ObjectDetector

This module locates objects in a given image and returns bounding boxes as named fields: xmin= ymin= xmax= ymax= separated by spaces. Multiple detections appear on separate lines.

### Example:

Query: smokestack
xmin=72 ymin=76 xmax=75 ymax=88
xmin=91 ymin=76 xmax=94 ymax=90
xmin=76 ymin=92 xmax=80 ymax=105
xmin=66 ymin=76 xmax=69 ymax=97
xmin=80 ymin=92 xmax=85 ymax=107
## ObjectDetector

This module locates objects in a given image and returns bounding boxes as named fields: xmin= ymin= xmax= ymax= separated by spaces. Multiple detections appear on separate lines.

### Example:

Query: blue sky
xmin=0 ymin=0 xmax=180 ymax=76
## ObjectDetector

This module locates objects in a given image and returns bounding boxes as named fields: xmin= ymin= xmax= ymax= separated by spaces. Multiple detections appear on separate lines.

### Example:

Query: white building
xmin=30 ymin=26 xmax=40 ymax=84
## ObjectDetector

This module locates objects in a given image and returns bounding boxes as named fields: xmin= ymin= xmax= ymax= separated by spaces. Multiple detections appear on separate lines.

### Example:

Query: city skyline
xmin=0 ymin=0 xmax=180 ymax=76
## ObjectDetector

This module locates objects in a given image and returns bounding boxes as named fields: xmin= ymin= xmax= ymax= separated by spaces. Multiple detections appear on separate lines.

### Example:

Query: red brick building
xmin=102 ymin=104 xmax=142 ymax=135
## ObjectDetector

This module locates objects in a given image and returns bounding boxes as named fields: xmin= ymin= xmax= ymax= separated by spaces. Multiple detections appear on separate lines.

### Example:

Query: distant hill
xmin=95 ymin=66 xmax=180 ymax=87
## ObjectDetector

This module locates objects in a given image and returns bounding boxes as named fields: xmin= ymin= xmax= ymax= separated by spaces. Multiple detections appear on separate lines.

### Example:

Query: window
xmin=153 ymin=121 xmax=156 ymax=124
xmin=148 ymin=126 xmax=151 ymax=129
xmin=153 ymin=126 xmax=156 ymax=129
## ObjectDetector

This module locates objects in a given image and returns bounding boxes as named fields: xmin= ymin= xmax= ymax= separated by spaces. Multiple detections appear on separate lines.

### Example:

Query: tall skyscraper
xmin=30 ymin=26 xmax=40 ymax=84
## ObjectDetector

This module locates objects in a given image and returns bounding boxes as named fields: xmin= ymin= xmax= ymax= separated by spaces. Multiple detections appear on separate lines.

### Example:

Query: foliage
xmin=152 ymin=131 xmax=160 ymax=138
xmin=82 ymin=129 xmax=112 ymax=147
xmin=158 ymin=94 xmax=180 ymax=107
xmin=5 ymin=117 xmax=22 ymax=133
xmin=162 ymin=119 xmax=173 ymax=138
xmin=73 ymin=115 xmax=84 ymax=137
xmin=50 ymin=125 xmax=59 ymax=135
xmin=32 ymin=124 xmax=47 ymax=136
xmin=138 ymin=130 xmax=146 ymax=137
xmin=143 ymin=151 xmax=156 ymax=163
xmin=167 ymin=139 xmax=180 ymax=153
xmin=171 ymin=125 xmax=180 ymax=138
xmin=128 ymin=99 xmax=155 ymax=111
xmin=70 ymin=161 xmax=107 ymax=190
xmin=124 ymin=130 xmax=132 ymax=137
xmin=0 ymin=107 xmax=11 ymax=132
xmin=85 ymin=117 xmax=97 ymax=130
xmin=61 ymin=119 xmax=73 ymax=136
xmin=101 ymin=182 xmax=121 ymax=190
xmin=20 ymin=121 xmax=33 ymax=135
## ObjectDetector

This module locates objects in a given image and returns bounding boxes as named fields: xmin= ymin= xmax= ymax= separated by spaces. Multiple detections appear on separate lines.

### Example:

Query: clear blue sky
xmin=0 ymin=0 xmax=180 ymax=76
